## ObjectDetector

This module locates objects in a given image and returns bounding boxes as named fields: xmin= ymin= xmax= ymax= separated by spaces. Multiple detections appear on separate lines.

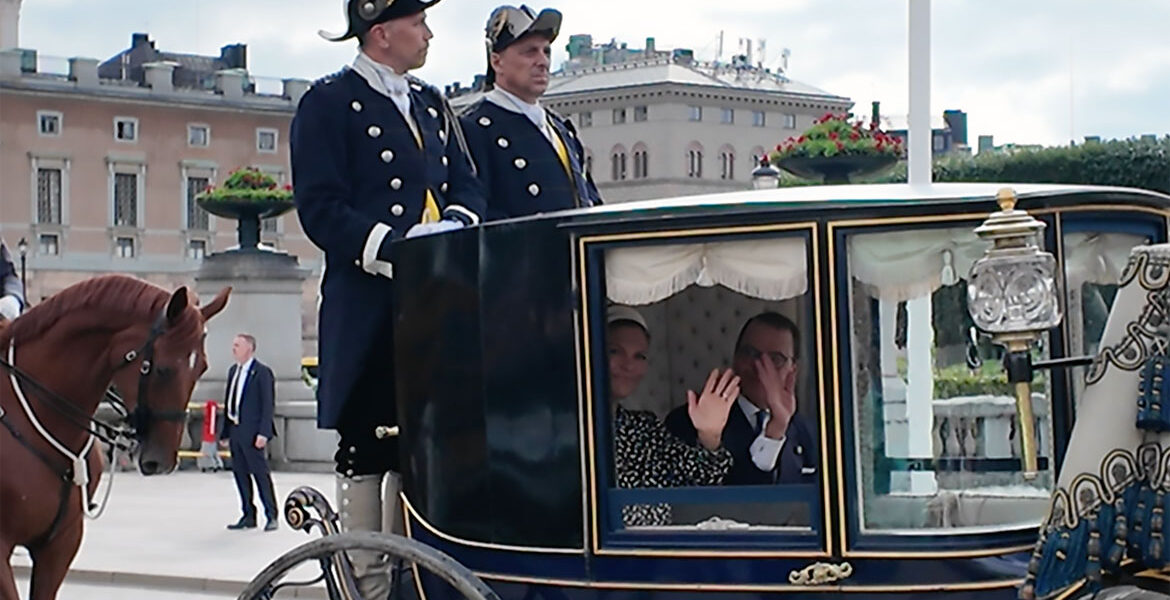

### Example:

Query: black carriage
xmin=247 ymin=182 xmax=1170 ymax=599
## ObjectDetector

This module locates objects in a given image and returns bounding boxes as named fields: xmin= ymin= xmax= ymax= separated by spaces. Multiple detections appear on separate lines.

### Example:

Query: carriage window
xmin=1062 ymin=231 xmax=1150 ymax=400
xmin=845 ymin=224 xmax=1054 ymax=534
xmin=597 ymin=232 xmax=822 ymax=541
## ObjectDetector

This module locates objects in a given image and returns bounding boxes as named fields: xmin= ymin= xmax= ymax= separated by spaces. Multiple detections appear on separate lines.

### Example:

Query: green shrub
xmin=786 ymin=136 xmax=1170 ymax=193
xmin=932 ymin=363 xmax=1048 ymax=399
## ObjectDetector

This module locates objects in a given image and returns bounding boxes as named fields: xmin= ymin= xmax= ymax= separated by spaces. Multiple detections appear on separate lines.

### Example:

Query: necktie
xmin=755 ymin=409 xmax=769 ymax=436
xmin=227 ymin=367 xmax=240 ymax=424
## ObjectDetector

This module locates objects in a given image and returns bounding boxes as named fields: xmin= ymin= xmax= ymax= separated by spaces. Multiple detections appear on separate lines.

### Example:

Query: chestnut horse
xmin=0 ymin=275 xmax=230 ymax=600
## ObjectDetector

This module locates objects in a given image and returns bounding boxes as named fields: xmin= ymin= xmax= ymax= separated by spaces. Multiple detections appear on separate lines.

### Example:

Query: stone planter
xmin=197 ymin=196 xmax=295 ymax=251
xmin=778 ymin=154 xmax=897 ymax=185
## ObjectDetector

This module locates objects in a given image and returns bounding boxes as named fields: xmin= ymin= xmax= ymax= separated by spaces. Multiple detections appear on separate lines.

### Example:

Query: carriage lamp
xmin=751 ymin=157 xmax=781 ymax=190
xmin=967 ymin=188 xmax=1061 ymax=480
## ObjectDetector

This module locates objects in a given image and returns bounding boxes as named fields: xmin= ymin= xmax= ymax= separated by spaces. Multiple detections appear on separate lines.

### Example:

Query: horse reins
xmin=0 ymin=308 xmax=187 ymax=548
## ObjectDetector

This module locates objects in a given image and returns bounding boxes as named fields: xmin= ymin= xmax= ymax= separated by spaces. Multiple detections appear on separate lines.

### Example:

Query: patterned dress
xmin=613 ymin=406 xmax=733 ymax=527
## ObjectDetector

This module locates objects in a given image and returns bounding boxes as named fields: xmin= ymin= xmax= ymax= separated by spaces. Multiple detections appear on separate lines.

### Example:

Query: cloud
xmin=16 ymin=0 xmax=1169 ymax=147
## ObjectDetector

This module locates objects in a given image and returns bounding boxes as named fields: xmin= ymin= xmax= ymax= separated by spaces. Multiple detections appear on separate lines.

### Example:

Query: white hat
xmin=606 ymin=305 xmax=648 ymax=334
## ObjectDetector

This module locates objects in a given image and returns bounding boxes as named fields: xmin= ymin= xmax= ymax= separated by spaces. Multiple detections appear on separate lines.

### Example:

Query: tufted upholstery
xmin=616 ymin=284 xmax=811 ymax=420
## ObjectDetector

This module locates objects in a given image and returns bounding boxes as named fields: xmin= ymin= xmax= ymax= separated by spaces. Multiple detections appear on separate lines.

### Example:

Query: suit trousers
xmin=229 ymin=433 xmax=278 ymax=521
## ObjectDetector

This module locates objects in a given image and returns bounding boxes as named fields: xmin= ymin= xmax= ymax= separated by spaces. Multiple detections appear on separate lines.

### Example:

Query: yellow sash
xmin=548 ymin=117 xmax=573 ymax=179
xmin=406 ymin=109 xmax=441 ymax=224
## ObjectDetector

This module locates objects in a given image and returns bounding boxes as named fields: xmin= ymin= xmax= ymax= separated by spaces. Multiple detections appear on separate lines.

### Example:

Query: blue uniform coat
xmin=291 ymin=66 xmax=486 ymax=429
xmin=460 ymin=99 xmax=599 ymax=220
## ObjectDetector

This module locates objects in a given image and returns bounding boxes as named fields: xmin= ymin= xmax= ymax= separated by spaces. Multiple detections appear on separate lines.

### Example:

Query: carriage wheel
xmin=238 ymin=531 xmax=500 ymax=600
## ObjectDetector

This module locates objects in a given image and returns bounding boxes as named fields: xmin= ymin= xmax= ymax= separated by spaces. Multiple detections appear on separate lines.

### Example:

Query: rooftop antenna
xmin=717 ymin=30 xmax=724 ymax=62
xmin=781 ymin=48 xmax=790 ymax=73
xmin=757 ymin=38 xmax=766 ymax=68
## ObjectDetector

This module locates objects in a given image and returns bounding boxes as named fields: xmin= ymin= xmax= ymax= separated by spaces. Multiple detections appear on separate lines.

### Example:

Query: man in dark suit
xmin=460 ymin=5 xmax=601 ymax=220
xmin=220 ymin=333 xmax=278 ymax=531
xmin=292 ymin=1 xmax=485 ymax=596
xmin=666 ymin=312 xmax=817 ymax=485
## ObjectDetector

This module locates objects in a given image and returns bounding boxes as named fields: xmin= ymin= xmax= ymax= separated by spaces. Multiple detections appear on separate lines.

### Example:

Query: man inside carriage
xmin=0 ymin=238 xmax=25 ymax=323
xmin=666 ymin=312 xmax=818 ymax=486
xmin=291 ymin=0 xmax=485 ymax=597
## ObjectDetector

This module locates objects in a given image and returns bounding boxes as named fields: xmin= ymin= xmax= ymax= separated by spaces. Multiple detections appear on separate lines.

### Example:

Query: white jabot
xmin=351 ymin=51 xmax=413 ymax=123
xmin=738 ymin=396 xmax=786 ymax=472
xmin=486 ymin=87 xmax=552 ymax=143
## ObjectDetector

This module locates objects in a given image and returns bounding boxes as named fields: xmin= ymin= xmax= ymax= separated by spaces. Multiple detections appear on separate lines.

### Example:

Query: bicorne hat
xmin=319 ymin=0 xmax=443 ymax=42
xmin=483 ymin=5 xmax=562 ymax=88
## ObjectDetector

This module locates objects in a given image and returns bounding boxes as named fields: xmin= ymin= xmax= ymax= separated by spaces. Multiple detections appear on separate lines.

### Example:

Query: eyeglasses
xmin=736 ymin=345 xmax=794 ymax=368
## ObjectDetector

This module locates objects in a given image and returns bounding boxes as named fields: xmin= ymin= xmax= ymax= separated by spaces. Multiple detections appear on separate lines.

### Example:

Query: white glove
xmin=0 ymin=295 xmax=20 ymax=321
xmin=405 ymin=219 xmax=464 ymax=239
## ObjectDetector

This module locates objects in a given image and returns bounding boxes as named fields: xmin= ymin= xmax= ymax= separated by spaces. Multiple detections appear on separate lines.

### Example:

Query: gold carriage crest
xmin=789 ymin=561 xmax=853 ymax=585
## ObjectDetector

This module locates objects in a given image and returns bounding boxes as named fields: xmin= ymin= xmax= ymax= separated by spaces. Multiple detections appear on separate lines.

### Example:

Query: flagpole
xmin=908 ymin=0 xmax=932 ymax=187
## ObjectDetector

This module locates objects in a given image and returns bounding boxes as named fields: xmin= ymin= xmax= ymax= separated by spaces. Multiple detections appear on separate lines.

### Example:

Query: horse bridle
xmin=109 ymin=310 xmax=190 ymax=444
xmin=0 ymin=306 xmax=192 ymax=549
xmin=1 ymin=306 xmax=188 ymax=453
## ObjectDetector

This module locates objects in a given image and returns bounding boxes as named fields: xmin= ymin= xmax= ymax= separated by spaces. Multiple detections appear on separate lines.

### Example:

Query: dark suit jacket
xmin=220 ymin=359 xmax=276 ymax=443
xmin=664 ymin=401 xmax=817 ymax=485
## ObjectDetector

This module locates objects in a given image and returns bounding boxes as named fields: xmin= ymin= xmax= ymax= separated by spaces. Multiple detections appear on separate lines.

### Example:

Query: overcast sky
xmin=18 ymin=0 xmax=1170 ymax=147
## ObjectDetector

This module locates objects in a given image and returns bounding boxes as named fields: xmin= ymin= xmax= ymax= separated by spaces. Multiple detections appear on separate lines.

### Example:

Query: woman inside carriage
xmin=606 ymin=305 xmax=740 ymax=526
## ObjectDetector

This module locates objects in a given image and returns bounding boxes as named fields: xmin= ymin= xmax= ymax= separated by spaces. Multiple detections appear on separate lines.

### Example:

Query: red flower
xmin=849 ymin=132 xmax=860 ymax=141
xmin=835 ymin=141 xmax=845 ymax=151
xmin=282 ymin=183 xmax=293 ymax=191
xmin=828 ymin=131 xmax=839 ymax=140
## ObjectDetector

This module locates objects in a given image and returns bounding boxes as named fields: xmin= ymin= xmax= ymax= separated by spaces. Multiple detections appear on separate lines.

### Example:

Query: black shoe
xmin=227 ymin=516 xmax=257 ymax=530
xmin=264 ymin=519 xmax=278 ymax=532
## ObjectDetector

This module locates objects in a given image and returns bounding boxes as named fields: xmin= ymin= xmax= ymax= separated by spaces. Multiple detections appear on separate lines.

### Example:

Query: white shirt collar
xmin=237 ymin=357 xmax=254 ymax=374
xmin=486 ymin=87 xmax=547 ymax=131
xmin=351 ymin=51 xmax=411 ymax=97
xmin=738 ymin=396 xmax=767 ymax=420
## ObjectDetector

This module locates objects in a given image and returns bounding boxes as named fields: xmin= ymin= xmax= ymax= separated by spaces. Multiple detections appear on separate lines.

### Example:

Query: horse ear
xmin=199 ymin=286 xmax=232 ymax=322
xmin=166 ymin=287 xmax=189 ymax=324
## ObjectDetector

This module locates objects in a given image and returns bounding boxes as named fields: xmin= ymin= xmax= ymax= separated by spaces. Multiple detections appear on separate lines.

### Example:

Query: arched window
xmin=686 ymin=142 xmax=704 ymax=178
xmin=610 ymin=145 xmax=628 ymax=181
xmin=719 ymin=145 xmax=736 ymax=180
xmin=632 ymin=143 xmax=649 ymax=179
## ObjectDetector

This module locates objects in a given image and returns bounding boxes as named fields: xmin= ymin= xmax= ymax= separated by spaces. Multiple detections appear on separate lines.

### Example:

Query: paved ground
xmin=14 ymin=576 xmax=238 ymax=599
xmin=10 ymin=470 xmax=337 ymax=598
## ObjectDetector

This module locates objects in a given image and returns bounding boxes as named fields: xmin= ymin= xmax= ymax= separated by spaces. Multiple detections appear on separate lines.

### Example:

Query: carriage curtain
xmin=604 ymin=231 xmax=1145 ymax=306
xmin=1063 ymin=232 xmax=1149 ymax=291
xmin=847 ymin=229 xmax=1145 ymax=302
xmin=604 ymin=237 xmax=809 ymax=305
xmin=847 ymin=226 xmax=985 ymax=302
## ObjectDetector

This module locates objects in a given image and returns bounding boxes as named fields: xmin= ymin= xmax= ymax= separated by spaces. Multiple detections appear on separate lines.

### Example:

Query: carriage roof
xmin=486 ymin=182 xmax=1170 ymax=228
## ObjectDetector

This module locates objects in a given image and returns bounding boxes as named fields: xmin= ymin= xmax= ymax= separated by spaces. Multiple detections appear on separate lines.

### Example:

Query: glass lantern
xmin=967 ymin=188 xmax=1062 ymax=478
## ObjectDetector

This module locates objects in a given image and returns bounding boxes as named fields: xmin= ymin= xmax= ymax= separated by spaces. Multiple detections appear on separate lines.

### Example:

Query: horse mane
xmin=0 ymin=274 xmax=203 ymax=349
